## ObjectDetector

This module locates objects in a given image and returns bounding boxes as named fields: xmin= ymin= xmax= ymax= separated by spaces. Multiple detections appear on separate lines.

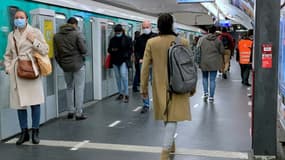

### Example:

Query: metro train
xmin=0 ymin=0 xmax=202 ymax=139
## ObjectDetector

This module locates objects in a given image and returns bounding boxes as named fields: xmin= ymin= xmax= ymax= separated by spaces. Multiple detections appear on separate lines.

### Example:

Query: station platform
xmin=0 ymin=61 xmax=256 ymax=160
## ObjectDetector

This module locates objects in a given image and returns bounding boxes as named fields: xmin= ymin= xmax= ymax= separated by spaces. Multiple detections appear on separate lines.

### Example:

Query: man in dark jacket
xmin=134 ymin=20 xmax=157 ymax=113
xmin=132 ymin=31 xmax=141 ymax=92
xmin=108 ymin=24 xmax=132 ymax=103
xmin=54 ymin=17 xmax=87 ymax=120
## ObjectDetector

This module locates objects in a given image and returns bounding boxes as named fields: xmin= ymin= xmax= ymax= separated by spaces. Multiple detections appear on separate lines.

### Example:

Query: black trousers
xmin=133 ymin=61 xmax=140 ymax=89
xmin=240 ymin=64 xmax=251 ymax=84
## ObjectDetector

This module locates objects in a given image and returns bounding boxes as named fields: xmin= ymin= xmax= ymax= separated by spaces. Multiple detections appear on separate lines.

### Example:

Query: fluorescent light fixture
xmin=177 ymin=0 xmax=214 ymax=3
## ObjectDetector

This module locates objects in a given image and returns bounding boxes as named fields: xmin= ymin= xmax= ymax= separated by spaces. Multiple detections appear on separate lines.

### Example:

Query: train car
xmin=0 ymin=0 xmax=202 ymax=139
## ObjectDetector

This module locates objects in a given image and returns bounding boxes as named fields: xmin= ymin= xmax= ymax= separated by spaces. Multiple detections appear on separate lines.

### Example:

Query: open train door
xmin=91 ymin=18 xmax=117 ymax=100
xmin=30 ymin=8 xmax=58 ymax=122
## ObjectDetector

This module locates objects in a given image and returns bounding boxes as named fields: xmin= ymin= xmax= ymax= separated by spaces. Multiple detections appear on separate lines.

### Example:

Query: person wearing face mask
xmin=54 ymin=17 xmax=88 ymax=120
xmin=134 ymin=20 xmax=157 ymax=113
xmin=108 ymin=24 xmax=132 ymax=103
xmin=4 ymin=10 xmax=49 ymax=145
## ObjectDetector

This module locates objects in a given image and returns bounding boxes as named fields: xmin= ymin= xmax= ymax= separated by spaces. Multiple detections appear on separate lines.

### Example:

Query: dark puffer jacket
xmin=197 ymin=33 xmax=225 ymax=71
xmin=54 ymin=24 xmax=87 ymax=72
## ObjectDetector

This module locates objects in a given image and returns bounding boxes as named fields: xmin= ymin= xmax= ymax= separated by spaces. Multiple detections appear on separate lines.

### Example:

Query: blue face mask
xmin=116 ymin=33 xmax=123 ymax=37
xmin=14 ymin=18 xmax=26 ymax=28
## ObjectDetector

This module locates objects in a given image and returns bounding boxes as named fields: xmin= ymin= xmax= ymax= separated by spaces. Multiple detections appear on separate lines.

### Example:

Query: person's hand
xmin=27 ymin=32 xmax=35 ymax=43
xmin=141 ymin=92 xmax=148 ymax=99
xmin=139 ymin=59 xmax=143 ymax=63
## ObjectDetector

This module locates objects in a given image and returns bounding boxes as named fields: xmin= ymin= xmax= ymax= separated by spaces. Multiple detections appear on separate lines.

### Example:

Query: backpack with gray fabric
xmin=168 ymin=37 xmax=197 ymax=94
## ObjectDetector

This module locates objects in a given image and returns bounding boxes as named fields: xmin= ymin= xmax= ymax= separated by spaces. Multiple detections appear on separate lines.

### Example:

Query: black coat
xmin=134 ymin=32 xmax=157 ymax=62
xmin=108 ymin=35 xmax=132 ymax=67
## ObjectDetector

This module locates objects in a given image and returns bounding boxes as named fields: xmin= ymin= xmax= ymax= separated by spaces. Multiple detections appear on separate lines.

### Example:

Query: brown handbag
xmin=13 ymin=35 xmax=39 ymax=79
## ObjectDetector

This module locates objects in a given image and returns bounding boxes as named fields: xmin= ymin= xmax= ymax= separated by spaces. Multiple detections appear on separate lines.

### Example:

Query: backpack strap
xmin=175 ymin=36 xmax=181 ymax=45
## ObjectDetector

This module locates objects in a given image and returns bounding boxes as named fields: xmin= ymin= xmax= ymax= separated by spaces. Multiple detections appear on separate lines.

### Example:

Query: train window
xmin=8 ymin=6 xmax=19 ymax=30
xmin=55 ymin=13 xmax=66 ymax=32
xmin=55 ymin=13 xmax=66 ymax=20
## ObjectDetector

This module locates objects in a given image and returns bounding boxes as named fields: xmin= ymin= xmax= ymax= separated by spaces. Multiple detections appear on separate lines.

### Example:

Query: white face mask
xmin=143 ymin=28 xmax=151 ymax=35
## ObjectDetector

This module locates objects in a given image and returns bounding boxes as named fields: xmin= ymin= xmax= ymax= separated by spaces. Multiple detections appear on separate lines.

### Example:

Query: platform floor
xmin=0 ymin=61 xmax=253 ymax=160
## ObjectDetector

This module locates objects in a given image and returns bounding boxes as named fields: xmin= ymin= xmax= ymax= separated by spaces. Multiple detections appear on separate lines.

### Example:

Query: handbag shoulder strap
xmin=12 ymin=31 xmax=19 ymax=56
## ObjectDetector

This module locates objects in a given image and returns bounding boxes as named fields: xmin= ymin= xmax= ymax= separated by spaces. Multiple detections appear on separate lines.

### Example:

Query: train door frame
xmin=54 ymin=13 xmax=69 ymax=114
xmin=30 ymin=8 xmax=58 ymax=122
xmin=91 ymin=17 xmax=117 ymax=100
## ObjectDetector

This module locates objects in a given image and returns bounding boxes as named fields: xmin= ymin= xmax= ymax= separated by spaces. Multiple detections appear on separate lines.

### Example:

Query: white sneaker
xmin=202 ymin=93 xmax=208 ymax=101
xmin=208 ymin=97 xmax=214 ymax=103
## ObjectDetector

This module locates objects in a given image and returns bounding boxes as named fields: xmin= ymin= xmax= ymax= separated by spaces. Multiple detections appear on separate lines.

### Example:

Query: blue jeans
xmin=113 ymin=62 xmax=129 ymax=96
xmin=17 ymin=104 xmax=40 ymax=129
xmin=202 ymin=71 xmax=217 ymax=98
xmin=64 ymin=65 xmax=85 ymax=116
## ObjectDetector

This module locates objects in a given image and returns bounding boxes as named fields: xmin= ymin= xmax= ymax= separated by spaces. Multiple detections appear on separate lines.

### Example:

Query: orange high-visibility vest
xmin=238 ymin=39 xmax=253 ymax=64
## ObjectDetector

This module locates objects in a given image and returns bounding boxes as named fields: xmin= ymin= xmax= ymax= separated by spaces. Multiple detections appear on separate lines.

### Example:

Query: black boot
xmin=32 ymin=128 xmax=40 ymax=144
xmin=16 ymin=128 xmax=29 ymax=145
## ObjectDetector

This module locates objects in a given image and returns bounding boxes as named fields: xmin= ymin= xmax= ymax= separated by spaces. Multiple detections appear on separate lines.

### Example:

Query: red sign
xmin=262 ymin=43 xmax=272 ymax=68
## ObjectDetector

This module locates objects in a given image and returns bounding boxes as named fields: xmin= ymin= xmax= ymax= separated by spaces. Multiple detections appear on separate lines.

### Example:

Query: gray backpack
xmin=168 ymin=37 xmax=197 ymax=94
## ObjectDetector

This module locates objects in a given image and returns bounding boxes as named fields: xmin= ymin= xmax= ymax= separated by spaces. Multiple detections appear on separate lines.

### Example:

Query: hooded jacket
xmin=197 ymin=33 xmax=225 ymax=71
xmin=54 ymin=24 xmax=87 ymax=72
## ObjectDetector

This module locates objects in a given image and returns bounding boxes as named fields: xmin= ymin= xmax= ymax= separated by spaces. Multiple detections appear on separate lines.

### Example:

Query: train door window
xmin=8 ymin=6 xmax=19 ymax=30
xmin=55 ymin=13 xmax=66 ymax=32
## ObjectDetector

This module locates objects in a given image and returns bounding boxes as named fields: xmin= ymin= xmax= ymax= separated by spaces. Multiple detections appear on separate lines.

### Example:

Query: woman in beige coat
xmin=140 ymin=13 xmax=195 ymax=160
xmin=4 ymin=10 xmax=48 ymax=145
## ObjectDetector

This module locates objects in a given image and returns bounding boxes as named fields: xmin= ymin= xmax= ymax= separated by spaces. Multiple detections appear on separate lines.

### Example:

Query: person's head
xmin=114 ymin=24 xmax=124 ymax=38
xmin=14 ymin=10 xmax=28 ymax=29
xmin=142 ymin=20 xmax=152 ymax=35
xmin=208 ymin=26 xmax=217 ymax=34
xmin=247 ymin=29 xmax=253 ymax=37
xmin=67 ymin=17 xmax=78 ymax=29
xmin=222 ymin=27 xmax=227 ymax=33
xmin=157 ymin=13 xmax=176 ymax=35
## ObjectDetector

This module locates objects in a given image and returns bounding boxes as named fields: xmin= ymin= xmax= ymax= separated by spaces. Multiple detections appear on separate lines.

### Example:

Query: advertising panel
xmin=231 ymin=0 xmax=254 ymax=19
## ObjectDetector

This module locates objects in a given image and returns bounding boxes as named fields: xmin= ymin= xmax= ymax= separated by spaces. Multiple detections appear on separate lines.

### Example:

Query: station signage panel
xmin=177 ymin=0 xmax=214 ymax=3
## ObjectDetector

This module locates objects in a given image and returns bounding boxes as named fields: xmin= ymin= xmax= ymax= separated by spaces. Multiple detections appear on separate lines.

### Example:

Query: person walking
xmin=134 ymin=20 xmax=157 ymax=114
xmin=236 ymin=29 xmax=253 ymax=86
xmin=54 ymin=17 xmax=88 ymax=120
xmin=140 ymin=13 xmax=195 ymax=160
xmin=4 ymin=10 xmax=49 ymax=145
xmin=197 ymin=26 xmax=225 ymax=102
xmin=108 ymin=24 xmax=132 ymax=103
xmin=132 ymin=31 xmax=141 ymax=92
xmin=219 ymin=27 xmax=234 ymax=79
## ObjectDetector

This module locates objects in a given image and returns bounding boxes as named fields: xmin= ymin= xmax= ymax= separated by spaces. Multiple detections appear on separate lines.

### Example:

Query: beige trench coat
xmin=4 ymin=24 xmax=49 ymax=109
xmin=141 ymin=35 xmax=194 ymax=122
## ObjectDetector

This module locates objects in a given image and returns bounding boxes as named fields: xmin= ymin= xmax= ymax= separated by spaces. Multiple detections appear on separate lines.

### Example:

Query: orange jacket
xmin=238 ymin=39 xmax=253 ymax=64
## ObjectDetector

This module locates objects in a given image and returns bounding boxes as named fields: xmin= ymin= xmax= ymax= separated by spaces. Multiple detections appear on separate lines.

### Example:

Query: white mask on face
xmin=143 ymin=28 xmax=151 ymax=35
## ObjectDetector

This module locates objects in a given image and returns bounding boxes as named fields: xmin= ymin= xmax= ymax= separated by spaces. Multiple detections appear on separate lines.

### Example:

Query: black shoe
xmin=16 ymin=128 xmax=29 ymax=145
xmin=132 ymin=87 xmax=139 ymax=92
xmin=67 ymin=113 xmax=74 ymax=119
xmin=75 ymin=114 xmax=87 ymax=120
xmin=32 ymin=128 xmax=40 ymax=144
xmin=116 ymin=94 xmax=124 ymax=100
xmin=123 ymin=96 xmax=129 ymax=103
xmin=140 ymin=106 xmax=149 ymax=114
xmin=244 ymin=83 xmax=251 ymax=86
xmin=222 ymin=73 xmax=227 ymax=79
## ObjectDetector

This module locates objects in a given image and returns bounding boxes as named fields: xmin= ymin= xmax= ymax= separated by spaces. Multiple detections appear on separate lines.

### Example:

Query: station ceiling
xmin=93 ymin=0 xmax=256 ymax=29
